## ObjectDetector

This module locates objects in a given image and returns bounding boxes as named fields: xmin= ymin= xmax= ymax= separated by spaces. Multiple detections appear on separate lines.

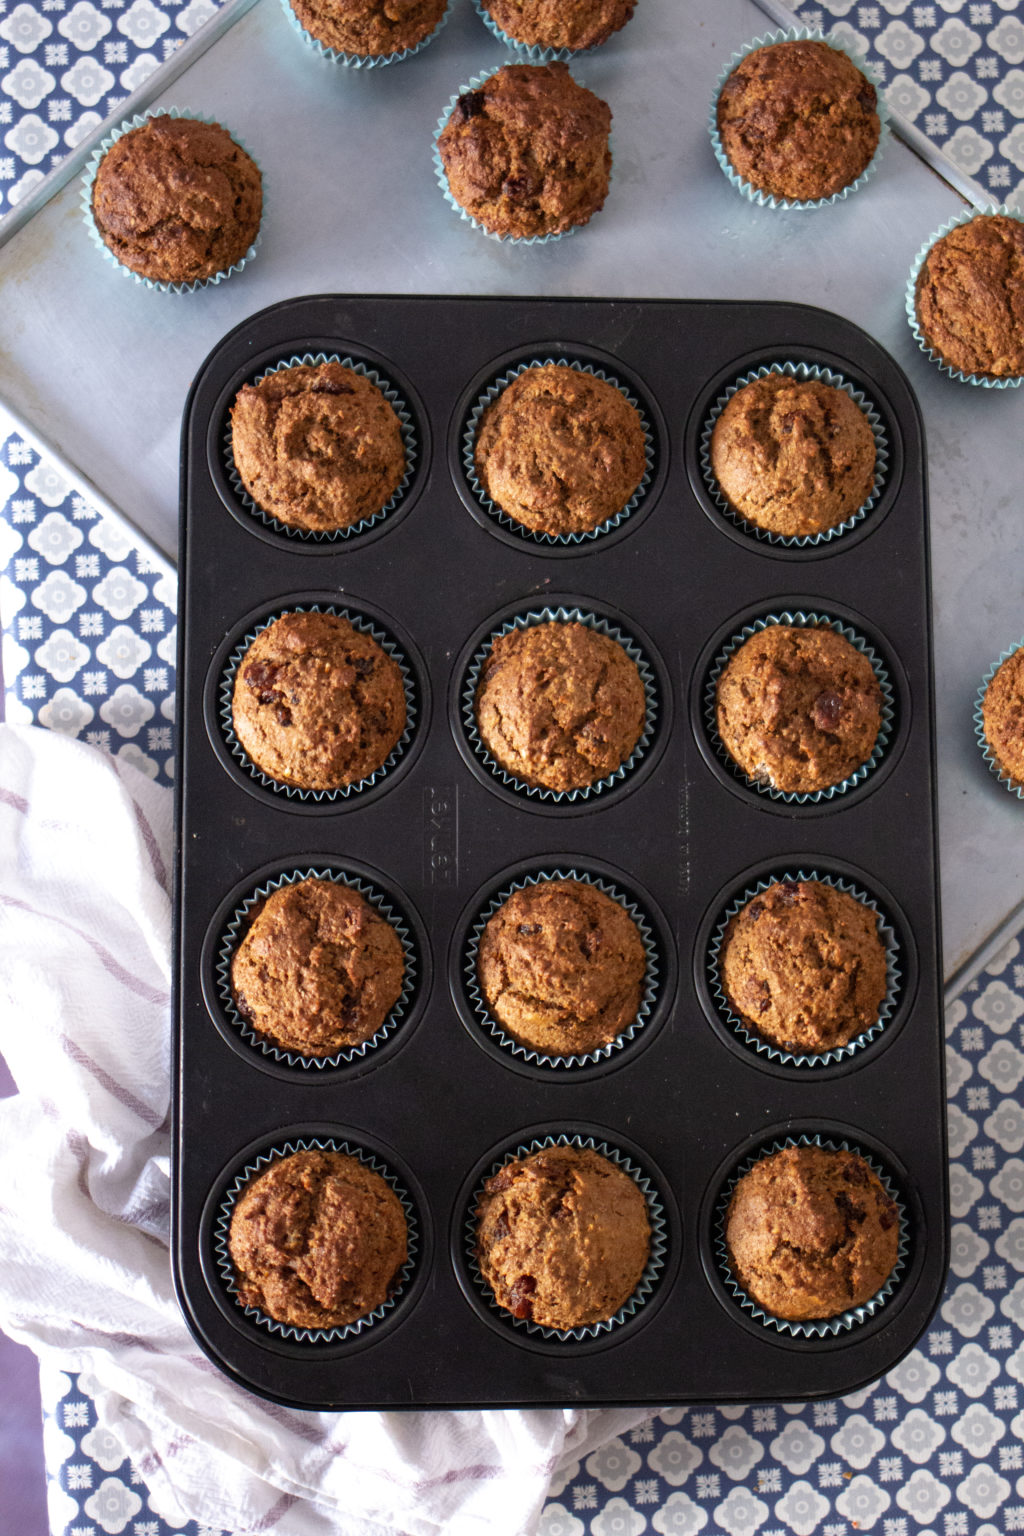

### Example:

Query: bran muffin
xmin=474 ymin=619 xmax=647 ymax=792
xmin=913 ymin=213 xmax=1024 ymax=380
xmin=230 ymin=877 xmax=406 ymax=1057
xmin=436 ymin=63 xmax=612 ymax=239
xmin=725 ymin=1143 xmax=901 ymax=1321
xmin=473 ymin=364 xmax=647 ymax=536
xmin=478 ymin=0 xmax=636 ymax=51
xmin=230 ymin=610 xmax=407 ymax=792
xmin=230 ymin=361 xmax=407 ymax=533
xmin=475 ymin=1144 xmax=651 ymax=1328
xmin=286 ymin=0 xmax=447 ymax=56
xmin=228 ymin=1148 xmax=408 ymax=1329
xmin=477 ymin=878 xmax=646 ymax=1055
xmin=90 ymin=114 xmax=262 ymax=285
xmin=714 ymin=624 xmax=883 ymax=795
xmin=980 ymin=645 xmax=1024 ymax=789
xmin=719 ymin=879 xmax=888 ymax=1054
xmin=716 ymin=39 xmax=880 ymax=203
xmin=710 ymin=373 xmax=877 ymax=538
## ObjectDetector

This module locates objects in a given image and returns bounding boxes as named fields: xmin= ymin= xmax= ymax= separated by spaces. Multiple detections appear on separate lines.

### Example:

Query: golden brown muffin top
xmin=982 ymin=646 xmax=1024 ymax=788
xmin=480 ymin=0 xmax=636 ymax=50
xmin=915 ymin=214 xmax=1024 ymax=379
xmin=288 ymin=0 xmax=447 ymax=55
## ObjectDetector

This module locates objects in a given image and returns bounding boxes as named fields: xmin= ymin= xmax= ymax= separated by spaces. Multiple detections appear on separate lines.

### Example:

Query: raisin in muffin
xmin=231 ymin=610 xmax=406 ymax=791
xmin=980 ymin=644 xmax=1024 ymax=789
xmin=725 ymin=1143 xmax=900 ymax=1321
xmin=478 ymin=0 xmax=636 ymax=51
xmin=90 ymin=114 xmax=262 ymax=285
xmin=228 ymin=1148 xmax=408 ymax=1329
xmin=287 ymin=0 xmax=447 ymax=56
xmin=913 ymin=213 xmax=1024 ymax=381
xmin=475 ymin=1144 xmax=650 ymax=1328
xmin=436 ymin=62 xmax=612 ymax=239
xmin=719 ymin=879 xmax=887 ymax=1054
xmin=478 ymin=878 xmax=646 ymax=1055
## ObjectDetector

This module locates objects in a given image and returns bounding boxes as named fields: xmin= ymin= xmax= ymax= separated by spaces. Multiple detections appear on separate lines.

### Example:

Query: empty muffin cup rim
xmin=279 ymin=0 xmax=451 ymax=65
xmin=906 ymin=204 xmax=1024 ymax=388
xmin=975 ymin=635 xmax=1024 ymax=797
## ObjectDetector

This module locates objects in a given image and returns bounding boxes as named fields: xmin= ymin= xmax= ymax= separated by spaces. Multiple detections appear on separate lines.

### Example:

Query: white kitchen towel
xmin=0 ymin=721 xmax=651 ymax=1536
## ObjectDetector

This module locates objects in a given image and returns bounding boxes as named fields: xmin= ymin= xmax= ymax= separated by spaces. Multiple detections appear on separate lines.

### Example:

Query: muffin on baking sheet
xmin=912 ymin=212 xmax=1024 ymax=383
xmin=286 ymin=0 xmax=448 ymax=57
xmin=715 ymin=38 xmax=880 ymax=204
xmin=477 ymin=0 xmax=636 ymax=52
xmin=230 ymin=610 xmax=407 ymax=792
xmin=435 ymin=63 xmax=612 ymax=240
xmin=230 ymin=361 xmax=407 ymax=533
xmin=979 ymin=643 xmax=1024 ymax=791
xmin=475 ymin=1144 xmax=651 ymax=1329
xmin=477 ymin=877 xmax=646 ymax=1056
xmin=710 ymin=373 xmax=877 ymax=539
xmin=473 ymin=364 xmax=647 ymax=537
xmin=227 ymin=1147 xmax=408 ymax=1330
xmin=474 ymin=619 xmax=646 ymax=792
xmin=89 ymin=114 xmax=262 ymax=286
xmin=725 ymin=1143 xmax=901 ymax=1322
xmin=719 ymin=879 xmax=888 ymax=1055
xmin=714 ymin=623 xmax=884 ymax=796
xmin=229 ymin=877 xmax=406 ymax=1058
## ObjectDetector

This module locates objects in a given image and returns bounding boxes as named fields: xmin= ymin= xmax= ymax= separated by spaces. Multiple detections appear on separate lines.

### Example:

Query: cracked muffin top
xmin=981 ymin=645 xmax=1024 ymax=789
xmin=477 ymin=878 xmax=646 ymax=1056
xmin=725 ymin=1144 xmax=900 ymax=1321
xmin=475 ymin=1144 xmax=651 ymax=1329
xmin=286 ymin=0 xmax=448 ymax=55
xmin=716 ymin=39 xmax=880 ymax=203
xmin=436 ymin=62 xmax=612 ymax=239
xmin=474 ymin=619 xmax=646 ymax=792
xmin=914 ymin=213 xmax=1024 ymax=380
xmin=710 ymin=373 xmax=876 ymax=538
xmin=478 ymin=0 xmax=636 ymax=51
xmin=231 ymin=610 xmax=406 ymax=792
xmin=91 ymin=114 xmax=262 ymax=285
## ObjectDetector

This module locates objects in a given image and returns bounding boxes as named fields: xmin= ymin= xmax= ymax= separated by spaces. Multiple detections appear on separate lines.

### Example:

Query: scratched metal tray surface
xmin=172 ymin=293 xmax=947 ymax=1410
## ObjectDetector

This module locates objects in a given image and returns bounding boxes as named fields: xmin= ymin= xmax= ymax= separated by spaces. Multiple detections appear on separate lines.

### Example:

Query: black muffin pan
xmin=173 ymin=294 xmax=947 ymax=1409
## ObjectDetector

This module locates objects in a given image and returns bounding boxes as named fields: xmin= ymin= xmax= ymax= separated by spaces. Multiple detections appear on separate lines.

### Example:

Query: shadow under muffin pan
xmin=174 ymin=295 xmax=946 ymax=1411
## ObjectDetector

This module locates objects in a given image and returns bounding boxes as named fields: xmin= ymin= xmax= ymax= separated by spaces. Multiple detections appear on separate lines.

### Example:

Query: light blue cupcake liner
xmin=714 ymin=1133 xmax=908 ymax=1338
xmin=224 ymin=352 xmax=417 ymax=543
xmin=464 ymin=359 xmax=654 ymax=544
xmin=462 ymin=605 xmax=658 ymax=803
xmin=81 ymin=106 xmax=263 ymax=293
xmin=709 ymin=27 xmax=889 ymax=211
xmin=906 ymin=205 xmax=1024 ymax=388
xmin=466 ymin=1133 xmax=667 ymax=1340
xmin=975 ymin=636 xmax=1024 ymax=797
xmin=700 ymin=362 xmax=889 ymax=547
xmin=216 ymin=867 xmax=417 ymax=1069
xmin=219 ymin=601 xmax=417 ymax=802
xmin=704 ymin=610 xmax=895 ymax=803
xmin=280 ymin=0 xmax=450 ymax=65
xmin=708 ymin=870 xmax=901 ymax=1067
xmin=465 ymin=867 xmax=660 ymax=1069
xmin=214 ymin=1136 xmax=418 ymax=1343
xmin=471 ymin=0 xmax=626 ymax=62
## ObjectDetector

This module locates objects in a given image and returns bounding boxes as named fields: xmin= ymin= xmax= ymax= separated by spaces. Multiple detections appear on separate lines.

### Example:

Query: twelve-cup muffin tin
xmin=173 ymin=294 xmax=947 ymax=1409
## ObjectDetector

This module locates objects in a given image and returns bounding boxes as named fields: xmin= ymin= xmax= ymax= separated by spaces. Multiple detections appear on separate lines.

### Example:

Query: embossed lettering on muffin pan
xmin=174 ymin=295 xmax=946 ymax=1410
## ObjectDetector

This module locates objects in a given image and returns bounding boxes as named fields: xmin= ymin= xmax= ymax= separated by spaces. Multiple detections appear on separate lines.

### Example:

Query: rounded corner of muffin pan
xmin=447 ymin=339 xmax=671 ymax=557
xmin=691 ymin=855 xmax=920 ymax=1079
xmin=201 ymin=337 xmax=432 ymax=553
xmin=683 ymin=346 xmax=905 ymax=562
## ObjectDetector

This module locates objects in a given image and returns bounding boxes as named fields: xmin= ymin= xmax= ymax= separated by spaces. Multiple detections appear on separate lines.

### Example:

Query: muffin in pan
xmin=475 ymin=0 xmax=636 ymax=53
xmin=910 ymin=210 xmax=1024 ymax=385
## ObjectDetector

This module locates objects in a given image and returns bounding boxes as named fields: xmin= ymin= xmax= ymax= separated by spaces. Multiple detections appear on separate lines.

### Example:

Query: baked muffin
xmin=475 ymin=620 xmax=646 ymax=792
xmin=913 ymin=213 xmax=1024 ymax=380
xmin=474 ymin=364 xmax=647 ymax=536
xmin=475 ymin=1144 xmax=650 ymax=1328
xmin=230 ymin=878 xmax=405 ymax=1056
xmin=479 ymin=0 xmax=636 ymax=51
xmin=231 ymin=610 xmax=406 ymax=791
xmin=981 ymin=645 xmax=1024 ymax=788
xmin=715 ymin=624 xmax=883 ymax=794
xmin=287 ymin=0 xmax=447 ymax=55
xmin=478 ymin=878 xmax=646 ymax=1055
xmin=710 ymin=374 xmax=876 ymax=538
xmin=228 ymin=1148 xmax=408 ymax=1329
xmin=230 ymin=362 xmax=406 ymax=533
xmin=716 ymin=39 xmax=880 ymax=202
xmin=719 ymin=879 xmax=887 ymax=1054
xmin=725 ymin=1143 xmax=900 ymax=1321
xmin=436 ymin=63 xmax=612 ymax=239
xmin=90 ymin=114 xmax=262 ymax=285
